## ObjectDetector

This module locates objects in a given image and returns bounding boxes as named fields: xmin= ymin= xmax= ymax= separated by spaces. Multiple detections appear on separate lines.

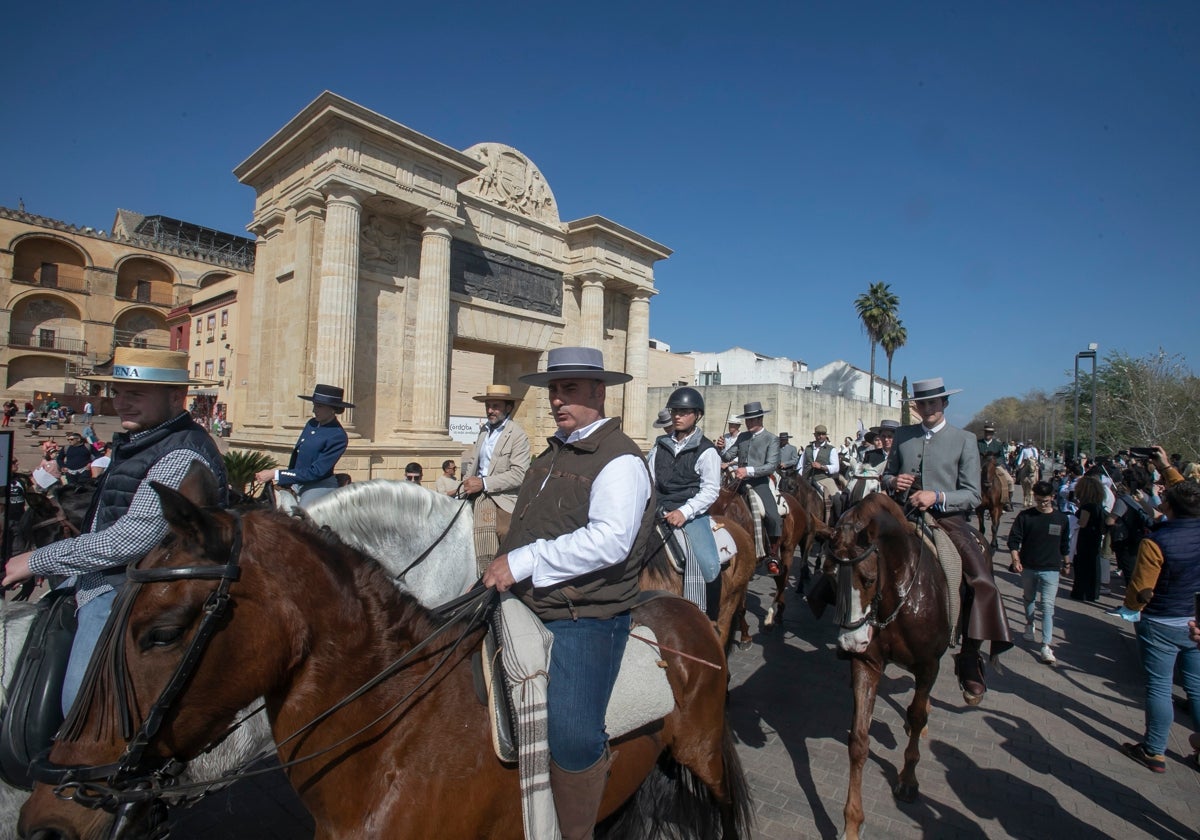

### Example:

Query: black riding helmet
xmin=666 ymin=387 xmax=705 ymax=417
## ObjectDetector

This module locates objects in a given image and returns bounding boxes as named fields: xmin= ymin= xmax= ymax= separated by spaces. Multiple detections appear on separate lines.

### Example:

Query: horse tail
xmin=598 ymin=722 xmax=753 ymax=840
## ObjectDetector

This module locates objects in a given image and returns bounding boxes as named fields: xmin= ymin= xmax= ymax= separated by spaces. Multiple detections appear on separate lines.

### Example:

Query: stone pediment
xmin=461 ymin=143 xmax=559 ymax=225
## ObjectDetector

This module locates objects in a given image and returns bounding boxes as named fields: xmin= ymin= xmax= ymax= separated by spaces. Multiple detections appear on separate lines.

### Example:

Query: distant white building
xmin=810 ymin=360 xmax=901 ymax=406
xmin=685 ymin=347 xmax=811 ymax=389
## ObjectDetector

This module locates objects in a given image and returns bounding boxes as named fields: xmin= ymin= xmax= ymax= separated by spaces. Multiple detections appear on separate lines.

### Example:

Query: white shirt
xmin=922 ymin=419 xmax=947 ymax=440
xmin=506 ymin=417 xmax=651 ymax=588
xmin=1017 ymin=446 xmax=1039 ymax=465
xmin=646 ymin=429 xmax=721 ymax=522
xmin=476 ymin=416 xmax=508 ymax=481
xmin=798 ymin=440 xmax=841 ymax=476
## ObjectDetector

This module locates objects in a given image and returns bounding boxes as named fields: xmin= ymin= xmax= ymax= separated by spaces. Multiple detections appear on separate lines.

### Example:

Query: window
xmin=132 ymin=336 xmax=148 ymax=349
xmin=207 ymin=314 xmax=216 ymax=332
xmin=38 ymin=329 xmax=55 ymax=349
xmin=218 ymin=358 xmax=226 ymax=376
xmin=193 ymin=363 xmax=200 ymax=378
xmin=195 ymin=318 xmax=202 ymax=332
xmin=204 ymin=360 xmax=214 ymax=378
xmin=40 ymin=263 xmax=59 ymax=288
xmin=220 ymin=310 xmax=229 ymax=327
xmin=136 ymin=279 xmax=151 ymax=302
xmin=698 ymin=370 xmax=721 ymax=386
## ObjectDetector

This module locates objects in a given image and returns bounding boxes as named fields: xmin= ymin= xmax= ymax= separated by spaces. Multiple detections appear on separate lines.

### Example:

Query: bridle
xmin=29 ymin=508 xmax=494 ymax=818
xmin=828 ymin=534 xmax=917 ymax=633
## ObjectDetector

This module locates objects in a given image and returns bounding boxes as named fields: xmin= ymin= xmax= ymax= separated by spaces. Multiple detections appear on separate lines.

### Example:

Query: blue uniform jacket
xmin=278 ymin=417 xmax=348 ymax=486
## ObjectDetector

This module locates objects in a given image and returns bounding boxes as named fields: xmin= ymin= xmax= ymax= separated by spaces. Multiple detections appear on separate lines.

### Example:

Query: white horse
xmin=0 ymin=479 xmax=478 ymax=837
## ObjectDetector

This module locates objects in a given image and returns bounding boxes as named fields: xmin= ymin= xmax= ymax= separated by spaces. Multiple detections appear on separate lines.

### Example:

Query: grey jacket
xmin=882 ymin=422 xmax=981 ymax=513
xmin=460 ymin=418 xmax=531 ymax=513
xmin=721 ymin=428 xmax=780 ymax=484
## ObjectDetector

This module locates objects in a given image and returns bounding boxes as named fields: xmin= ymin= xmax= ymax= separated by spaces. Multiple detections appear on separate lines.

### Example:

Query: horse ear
xmin=176 ymin=460 xmax=221 ymax=509
xmin=151 ymin=480 xmax=215 ymax=542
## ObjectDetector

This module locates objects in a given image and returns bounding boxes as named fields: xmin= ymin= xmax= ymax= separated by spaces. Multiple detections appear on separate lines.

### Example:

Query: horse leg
xmin=844 ymin=657 xmax=880 ymax=840
xmin=894 ymin=663 xmax=938 ymax=802
xmin=736 ymin=596 xmax=752 ymax=650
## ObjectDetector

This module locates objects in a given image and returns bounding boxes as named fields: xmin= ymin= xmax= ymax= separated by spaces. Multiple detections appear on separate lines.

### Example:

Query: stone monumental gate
xmin=230 ymin=92 xmax=670 ymax=477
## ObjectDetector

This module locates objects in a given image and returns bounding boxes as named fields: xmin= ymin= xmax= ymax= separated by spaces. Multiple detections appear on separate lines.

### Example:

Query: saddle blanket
xmin=484 ymin=595 xmax=675 ymax=840
xmin=664 ymin=522 xmax=738 ymax=575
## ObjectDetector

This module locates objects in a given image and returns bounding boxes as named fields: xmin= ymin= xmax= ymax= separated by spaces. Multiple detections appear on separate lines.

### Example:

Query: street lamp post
xmin=1073 ymin=344 xmax=1098 ymax=461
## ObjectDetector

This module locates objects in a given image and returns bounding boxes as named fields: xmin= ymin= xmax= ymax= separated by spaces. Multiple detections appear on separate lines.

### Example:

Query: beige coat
xmin=460 ymin=418 xmax=531 ymax=513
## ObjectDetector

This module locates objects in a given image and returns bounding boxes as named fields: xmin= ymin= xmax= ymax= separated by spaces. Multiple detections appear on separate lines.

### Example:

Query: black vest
xmin=653 ymin=433 xmax=715 ymax=511
xmin=86 ymin=413 xmax=228 ymax=582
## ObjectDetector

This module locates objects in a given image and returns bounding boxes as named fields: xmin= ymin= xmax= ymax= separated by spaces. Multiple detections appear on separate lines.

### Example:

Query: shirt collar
xmin=555 ymin=416 xmax=610 ymax=444
xmin=922 ymin=418 xmax=947 ymax=438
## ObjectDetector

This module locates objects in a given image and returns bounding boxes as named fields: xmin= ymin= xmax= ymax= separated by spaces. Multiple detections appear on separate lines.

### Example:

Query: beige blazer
xmin=460 ymin=418 xmax=531 ymax=513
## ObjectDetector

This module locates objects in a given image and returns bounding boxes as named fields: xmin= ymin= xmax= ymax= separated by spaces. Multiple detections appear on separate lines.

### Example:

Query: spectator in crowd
xmin=434 ymin=459 xmax=459 ymax=495
xmin=2 ymin=399 xmax=16 ymax=427
xmin=405 ymin=462 xmax=423 ymax=484
xmin=1069 ymin=475 xmax=1107 ymax=601
xmin=90 ymin=442 xmax=111 ymax=478
xmin=1009 ymin=480 xmax=1071 ymax=664
xmin=1120 ymin=447 xmax=1198 ymax=774
xmin=56 ymin=432 xmax=96 ymax=485
xmin=82 ymin=399 xmax=94 ymax=425
xmin=1108 ymin=471 xmax=1157 ymax=591
xmin=24 ymin=409 xmax=42 ymax=433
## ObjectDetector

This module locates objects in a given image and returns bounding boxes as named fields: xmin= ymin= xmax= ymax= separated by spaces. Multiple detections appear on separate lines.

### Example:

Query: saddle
xmin=0 ymin=587 xmax=77 ymax=789
xmin=924 ymin=514 xmax=1012 ymax=655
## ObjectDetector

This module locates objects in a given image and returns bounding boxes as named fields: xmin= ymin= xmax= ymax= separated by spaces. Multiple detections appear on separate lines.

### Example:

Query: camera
xmin=1128 ymin=447 xmax=1156 ymax=459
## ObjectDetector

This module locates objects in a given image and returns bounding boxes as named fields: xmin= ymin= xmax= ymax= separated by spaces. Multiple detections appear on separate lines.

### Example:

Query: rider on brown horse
xmin=978 ymin=422 xmax=1014 ymax=510
xmin=800 ymin=423 xmax=841 ymax=525
xmin=880 ymin=377 xmax=1013 ymax=705
xmin=719 ymin=401 xmax=783 ymax=574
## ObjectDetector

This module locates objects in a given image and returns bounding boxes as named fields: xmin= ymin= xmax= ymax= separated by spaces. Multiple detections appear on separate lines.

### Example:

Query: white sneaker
xmin=1023 ymin=624 xmax=1036 ymax=642
xmin=1040 ymin=645 xmax=1056 ymax=664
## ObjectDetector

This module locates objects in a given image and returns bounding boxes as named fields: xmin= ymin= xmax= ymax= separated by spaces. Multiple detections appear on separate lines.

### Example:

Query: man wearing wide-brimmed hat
xmin=799 ymin=423 xmax=841 ymax=521
xmin=2 ymin=348 xmax=228 ymax=716
xmin=978 ymin=420 xmax=1014 ymax=506
xmin=460 ymin=383 xmax=531 ymax=572
xmin=482 ymin=347 xmax=653 ymax=840
xmin=255 ymin=383 xmax=355 ymax=508
xmin=882 ymin=377 xmax=1012 ymax=705
xmin=721 ymin=401 xmax=784 ymax=574
xmin=715 ymin=414 xmax=741 ymax=455
xmin=777 ymin=432 xmax=799 ymax=477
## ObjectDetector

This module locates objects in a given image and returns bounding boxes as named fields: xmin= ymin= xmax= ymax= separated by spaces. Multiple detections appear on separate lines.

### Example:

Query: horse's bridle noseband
xmin=828 ymin=537 xmax=917 ymax=632
xmin=30 ymin=516 xmax=245 ymax=810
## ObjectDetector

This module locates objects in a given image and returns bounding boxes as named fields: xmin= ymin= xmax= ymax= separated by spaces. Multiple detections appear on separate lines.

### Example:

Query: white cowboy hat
xmin=902 ymin=377 xmax=963 ymax=401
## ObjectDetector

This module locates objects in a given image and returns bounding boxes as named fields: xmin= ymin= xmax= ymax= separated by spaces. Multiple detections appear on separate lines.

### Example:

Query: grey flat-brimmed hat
xmin=652 ymin=408 xmax=672 ymax=428
xmin=879 ymin=419 xmax=901 ymax=432
xmin=519 ymin=346 xmax=633 ymax=387
xmin=735 ymin=401 xmax=770 ymax=419
xmin=902 ymin=377 xmax=962 ymax=401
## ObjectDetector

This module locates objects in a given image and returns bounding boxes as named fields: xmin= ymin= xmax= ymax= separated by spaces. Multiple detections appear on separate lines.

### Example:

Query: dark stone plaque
xmin=450 ymin=241 xmax=562 ymax=316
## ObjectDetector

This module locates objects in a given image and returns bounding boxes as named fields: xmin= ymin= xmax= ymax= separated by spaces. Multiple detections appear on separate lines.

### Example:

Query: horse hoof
xmin=738 ymin=637 xmax=754 ymax=651
xmin=893 ymin=782 xmax=920 ymax=803
xmin=962 ymin=689 xmax=984 ymax=707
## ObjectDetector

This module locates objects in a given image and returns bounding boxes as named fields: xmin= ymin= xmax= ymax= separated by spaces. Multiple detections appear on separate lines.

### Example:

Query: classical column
xmin=408 ymin=212 xmax=458 ymax=438
xmin=624 ymin=290 xmax=652 ymax=444
xmin=314 ymin=185 xmax=364 ymax=428
xmin=578 ymin=274 xmax=606 ymax=350
xmin=245 ymin=210 xmax=285 ymax=427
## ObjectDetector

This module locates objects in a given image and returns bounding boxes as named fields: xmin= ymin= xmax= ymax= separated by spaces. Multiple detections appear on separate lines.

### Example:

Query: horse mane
xmin=305 ymin=480 xmax=473 ymax=566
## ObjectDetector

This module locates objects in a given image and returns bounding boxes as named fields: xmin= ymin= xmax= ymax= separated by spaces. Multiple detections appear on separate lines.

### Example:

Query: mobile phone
xmin=1129 ymin=447 xmax=1156 ymax=459
xmin=1195 ymin=591 xmax=1200 ymax=621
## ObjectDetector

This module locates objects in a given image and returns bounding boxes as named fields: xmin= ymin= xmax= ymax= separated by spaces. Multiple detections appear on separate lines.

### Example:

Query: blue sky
xmin=4 ymin=1 xmax=1197 ymax=425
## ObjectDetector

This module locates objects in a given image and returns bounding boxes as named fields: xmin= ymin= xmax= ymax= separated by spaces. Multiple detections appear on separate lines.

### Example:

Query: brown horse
xmin=1017 ymin=457 xmax=1039 ymax=507
xmin=820 ymin=493 xmax=950 ymax=840
xmin=711 ymin=479 xmax=815 ymax=644
xmin=975 ymin=454 xmax=1008 ymax=549
xmin=640 ymin=516 xmax=757 ymax=654
xmin=19 ymin=478 xmax=753 ymax=840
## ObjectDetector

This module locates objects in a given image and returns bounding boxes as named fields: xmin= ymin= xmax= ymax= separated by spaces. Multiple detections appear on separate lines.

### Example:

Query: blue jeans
xmin=1021 ymin=569 xmax=1059 ymax=646
xmin=62 ymin=587 xmax=118 ymax=716
xmin=545 ymin=613 xmax=630 ymax=771
xmin=1134 ymin=618 xmax=1200 ymax=755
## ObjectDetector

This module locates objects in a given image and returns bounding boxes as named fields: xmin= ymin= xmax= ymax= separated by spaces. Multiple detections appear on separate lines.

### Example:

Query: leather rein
xmin=828 ymin=526 xmax=923 ymax=633
xmin=31 ymin=509 xmax=494 ymax=813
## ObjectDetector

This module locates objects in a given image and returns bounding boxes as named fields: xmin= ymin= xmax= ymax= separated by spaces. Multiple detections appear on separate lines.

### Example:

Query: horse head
xmin=18 ymin=466 xmax=280 ymax=840
xmin=822 ymin=494 xmax=913 ymax=655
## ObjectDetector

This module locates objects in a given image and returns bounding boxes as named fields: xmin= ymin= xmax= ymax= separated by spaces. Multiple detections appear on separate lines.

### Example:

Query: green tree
xmin=900 ymin=377 xmax=911 ymax=424
xmin=879 ymin=318 xmax=907 ymax=407
xmin=854 ymin=282 xmax=899 ymax=405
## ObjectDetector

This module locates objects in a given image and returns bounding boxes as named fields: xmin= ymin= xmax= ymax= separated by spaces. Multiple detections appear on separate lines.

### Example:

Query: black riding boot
xmin=955 ymin=638 xmax=987 ymax=705
xmin=705 ymin=575 xmax=722 ymax=623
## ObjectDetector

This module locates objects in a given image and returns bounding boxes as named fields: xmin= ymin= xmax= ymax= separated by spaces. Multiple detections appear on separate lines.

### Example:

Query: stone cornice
xmin=234 ymin=92 xmax=484 ymax=186
xmin=248 ymin=208 xmax=288 ymax=238
xmin=564 ymin=215 xmax=672 ymax=261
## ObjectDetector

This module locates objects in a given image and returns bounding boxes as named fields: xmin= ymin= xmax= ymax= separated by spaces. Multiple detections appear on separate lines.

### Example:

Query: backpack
xmin=1111 ymin=494 xmax=1153 ymax=545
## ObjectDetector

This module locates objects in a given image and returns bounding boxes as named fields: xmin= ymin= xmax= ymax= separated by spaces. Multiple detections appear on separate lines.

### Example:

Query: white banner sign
xmin=449 ymin=415 xmax=483 ymax=445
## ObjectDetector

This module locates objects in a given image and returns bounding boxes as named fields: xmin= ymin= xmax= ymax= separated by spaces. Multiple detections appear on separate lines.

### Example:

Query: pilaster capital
xmin=578 ymin=273 xmax=608 ymax=290
xmin=419 ymin=211 xmax=464 ymax=238
xmin=248 ymin=207 xmax=288 ymax=239
xmin=289 ymin=187 xmax=327 ymax=223
xmin=628 ymin=288 xmax=655 ymax=303
xmin=315 ymin=174 xmax=375 ymax=207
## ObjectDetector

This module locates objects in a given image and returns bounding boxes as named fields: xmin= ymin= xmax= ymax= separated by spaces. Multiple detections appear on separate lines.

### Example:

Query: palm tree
xmin=880 ymin=318 xmax=907 ymax=407
xmin=853 ymin=282 xmax=899 ymax=404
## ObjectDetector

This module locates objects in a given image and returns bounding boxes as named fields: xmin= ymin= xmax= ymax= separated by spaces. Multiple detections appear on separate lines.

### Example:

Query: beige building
xmin=0 ymin=206 xmax=253 ymax=406
xmin=231 ymin=92 xmax=671 ymax=478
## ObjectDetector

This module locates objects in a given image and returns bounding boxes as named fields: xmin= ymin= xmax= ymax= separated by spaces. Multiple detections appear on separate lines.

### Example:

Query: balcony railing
xmin=114 ymin=287 xmax=174 ymax=307
xmin=10 ymin=264 xmax=88 ymax=294
xmin=7 ymin=332 xmax=88 ymax=354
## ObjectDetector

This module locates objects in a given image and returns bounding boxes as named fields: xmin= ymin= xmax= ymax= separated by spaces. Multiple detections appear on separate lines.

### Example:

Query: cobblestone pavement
xmin=10 ymin=445 xmax=1197 ymax=838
